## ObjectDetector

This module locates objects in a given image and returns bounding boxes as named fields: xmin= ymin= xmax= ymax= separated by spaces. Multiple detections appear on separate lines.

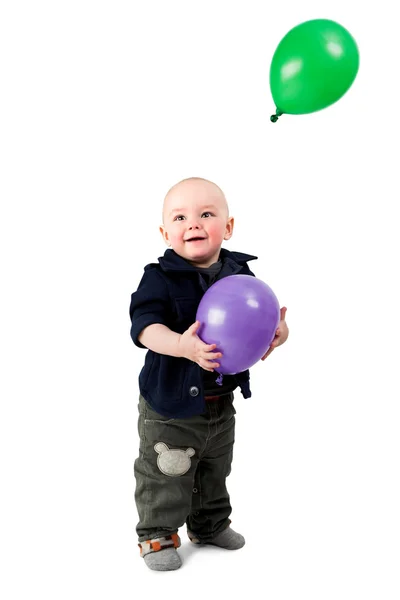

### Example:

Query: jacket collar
xmin=158 ymin=248 xmax=258 ymax=273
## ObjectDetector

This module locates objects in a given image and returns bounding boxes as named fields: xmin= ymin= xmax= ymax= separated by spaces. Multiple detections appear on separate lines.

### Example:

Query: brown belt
xmin=205 ymin=392 xmax=234 ymax=402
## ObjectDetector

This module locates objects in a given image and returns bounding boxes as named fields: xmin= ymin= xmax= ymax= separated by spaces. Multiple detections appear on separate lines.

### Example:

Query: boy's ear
xmin=224 ymin=216 xmax=234 ymax=240
xmin=159 ymin=225 xmax=171 ymax=246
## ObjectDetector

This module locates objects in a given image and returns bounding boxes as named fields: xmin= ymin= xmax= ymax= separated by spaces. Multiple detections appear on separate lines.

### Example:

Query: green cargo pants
xmin=134 ymin=393 xmax=235 ymax=544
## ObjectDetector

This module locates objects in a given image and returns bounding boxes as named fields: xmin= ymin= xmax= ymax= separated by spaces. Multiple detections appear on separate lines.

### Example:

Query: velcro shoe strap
xmin=139 ymin=533 xmax=181 ymax=557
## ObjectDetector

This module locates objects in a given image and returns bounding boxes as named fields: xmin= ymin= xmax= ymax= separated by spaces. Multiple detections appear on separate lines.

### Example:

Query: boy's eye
xmin=173 ymin=212 xmax=213 ymax=221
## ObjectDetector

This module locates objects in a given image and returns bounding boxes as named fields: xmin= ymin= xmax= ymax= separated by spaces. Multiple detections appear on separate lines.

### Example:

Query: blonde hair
xmin=162 ymin=177 xmax=229 ymax=221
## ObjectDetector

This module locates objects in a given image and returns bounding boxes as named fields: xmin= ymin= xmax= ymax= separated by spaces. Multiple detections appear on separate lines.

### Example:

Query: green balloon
xmin=269 ymin=19 xmax=359 ymax=122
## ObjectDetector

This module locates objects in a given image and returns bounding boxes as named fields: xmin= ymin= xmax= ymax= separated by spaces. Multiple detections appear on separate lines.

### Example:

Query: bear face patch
xmin=154 ymin=442 xmax=195 ymax=477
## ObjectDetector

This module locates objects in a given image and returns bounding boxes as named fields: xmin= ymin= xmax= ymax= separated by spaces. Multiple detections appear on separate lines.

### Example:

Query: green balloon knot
xmin=270 ymin=108 xmax=283 ymax=123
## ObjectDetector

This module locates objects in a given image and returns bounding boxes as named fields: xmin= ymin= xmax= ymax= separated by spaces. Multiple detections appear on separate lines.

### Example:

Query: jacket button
xmin=189 ymin=386 xmax=199 ymax=397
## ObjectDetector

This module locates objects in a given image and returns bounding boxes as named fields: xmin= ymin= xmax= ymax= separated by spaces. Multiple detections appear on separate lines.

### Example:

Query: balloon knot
xmin=270 ymin=108 xmax=283 ymax=123
xmin=215 ymin=374 xmax=224 ymax=386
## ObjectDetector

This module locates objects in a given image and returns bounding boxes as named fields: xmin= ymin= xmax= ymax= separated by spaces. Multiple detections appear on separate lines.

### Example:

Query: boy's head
xmin=160 ymin=177 xmax=234 ymax=268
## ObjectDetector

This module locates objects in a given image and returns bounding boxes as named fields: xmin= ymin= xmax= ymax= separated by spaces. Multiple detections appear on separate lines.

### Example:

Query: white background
xmin=1 ymin=0 xmax=399 ymax=598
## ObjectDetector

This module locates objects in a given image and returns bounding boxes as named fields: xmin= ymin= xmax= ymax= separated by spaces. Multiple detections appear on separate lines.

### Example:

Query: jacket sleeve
xmin=129 ymin=268 xmax=171 ymax=349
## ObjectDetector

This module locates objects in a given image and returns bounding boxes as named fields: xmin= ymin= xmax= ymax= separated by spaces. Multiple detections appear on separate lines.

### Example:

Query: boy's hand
xmin=178 ymin=321 xmax=222 ymax=372
xmin=261 ymin=306 xmax=289 ymax=361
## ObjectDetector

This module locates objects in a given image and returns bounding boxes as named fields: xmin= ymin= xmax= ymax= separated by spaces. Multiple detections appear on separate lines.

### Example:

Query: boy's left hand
xmin=261 ymin=306 xmax=289 ymax=360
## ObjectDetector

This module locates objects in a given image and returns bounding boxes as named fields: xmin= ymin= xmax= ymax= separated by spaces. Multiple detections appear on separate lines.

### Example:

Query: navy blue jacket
xmin=129 ymin=248 xmax=258 ymax=418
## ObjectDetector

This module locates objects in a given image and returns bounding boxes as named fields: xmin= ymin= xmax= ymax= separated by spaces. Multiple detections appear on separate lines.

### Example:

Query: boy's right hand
xmin=178 ymin=321 xmax=222 ymax=372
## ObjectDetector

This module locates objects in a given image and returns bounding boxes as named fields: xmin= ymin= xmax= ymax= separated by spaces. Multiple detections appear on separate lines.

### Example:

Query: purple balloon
xmin=196 ymin=275 xmax=280 ymax=375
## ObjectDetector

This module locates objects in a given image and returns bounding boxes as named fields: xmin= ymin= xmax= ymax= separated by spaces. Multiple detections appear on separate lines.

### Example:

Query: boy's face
xmin=160 ymin=179 xmax=234 ymax=268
